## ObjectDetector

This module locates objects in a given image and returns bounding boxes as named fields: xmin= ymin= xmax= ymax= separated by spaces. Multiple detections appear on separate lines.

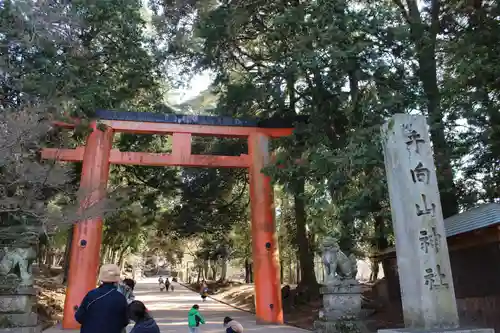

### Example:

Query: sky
xmin=140 ymin=0 xmax=213 ymax=106
xmin=168 ymin=71 xmax=213 ymax=105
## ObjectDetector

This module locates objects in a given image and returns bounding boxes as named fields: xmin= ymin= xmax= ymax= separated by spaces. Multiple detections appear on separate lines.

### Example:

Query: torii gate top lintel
xmin=54 ymin=109 xmax=300 ymax=137
xmin=43 ymin=110 xmax=300 ymax=168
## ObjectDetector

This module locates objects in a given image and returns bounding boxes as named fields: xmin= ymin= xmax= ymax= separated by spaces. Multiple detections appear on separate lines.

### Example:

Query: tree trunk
xmin=107 ymin=247 xmax=114 ymax=263
xmin=100 ymin=246 xmax=108 ymax=264
xmin=110 ymin=250 xmax=117 ymax=264
xmin=118 ymin=246 xmax=129 ymax=270
xmin=280 ymin=259 xmax=284 ymax=282
xmin=338 ymin=215 xmax=356 ymax=252
xmin=244 ymin=258 xmax=251 ymax=283
xmin=295 ymin=255 xmax=301 ymax=284
xmin=293 ymin=179 xmax=318 ymax=288
xmin=374 ymin=214 xmax=388 ymax=251
xmin=210 ymin=262 xmax=217 ymax=280
xmin=369 ymin=258 xmax=380 ymax=282
xmin=47 ymin=249 xmax=54 ymax=269
xmin=247 ymin=261 xmax=254 ymax=283
xmin=219 ymin=258 xmax=228 ymax=282
xmin=63 ymin=225 xmax=74 ymax=284
xmin=398 ymin=0 xmax=458 ymax=218
xmin=197 ymin=266 xmax=202 ymax=283
xmin=201 ymin=260 xmax=207 ymax=279
xmin=120 ymin=257 xmax=126 ymax=273
xmin=370 ymin=213 xmax=387 ymax=282
xmin=56 ymin=254 xmax=63 ymax=267
xmin=38 ymin=245 xmax=46 ymax=266
xmin=108 ymin=248 xmax=114 ymax=263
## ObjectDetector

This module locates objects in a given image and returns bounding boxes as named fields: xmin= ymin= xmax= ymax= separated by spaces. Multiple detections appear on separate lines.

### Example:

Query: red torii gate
xmin=42 ymin=110 xmax=295 ymax=329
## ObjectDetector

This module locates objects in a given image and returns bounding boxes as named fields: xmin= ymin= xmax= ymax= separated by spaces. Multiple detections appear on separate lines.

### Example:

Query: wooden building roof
xmin=375 ymin=203 xmax=500 ymax=257
xmin=444 ymin=203 xmax=500 ymax=237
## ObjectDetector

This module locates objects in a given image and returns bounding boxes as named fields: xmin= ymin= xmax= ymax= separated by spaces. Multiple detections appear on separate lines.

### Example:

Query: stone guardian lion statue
xmin=321 ymin=237 xmax=357 ymax=284
xmin=0 ymin=247 xmax=36 ymax=286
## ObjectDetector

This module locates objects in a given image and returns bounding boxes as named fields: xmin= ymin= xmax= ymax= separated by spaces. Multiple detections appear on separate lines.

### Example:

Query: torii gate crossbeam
xmin=42 ymin=110 xmax=295 ymax=329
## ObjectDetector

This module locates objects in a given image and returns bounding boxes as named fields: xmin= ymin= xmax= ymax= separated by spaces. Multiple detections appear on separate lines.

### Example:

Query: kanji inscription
xmin=419 ymin=227 xmax=442 ymax=254
xmin=424 ymin=264 xmax=449 ymax=291
xmin=405 ymin=130 xmax=425 ymax=154
xmin=415 ymin=194 xmax=436 ymax=217
xmin=411 ymin=162 xmax=430 ymax=184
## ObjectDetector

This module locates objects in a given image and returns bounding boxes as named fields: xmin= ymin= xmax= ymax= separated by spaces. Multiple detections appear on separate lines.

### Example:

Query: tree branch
xmin=392 ymin=0 xmax=411 ymax=23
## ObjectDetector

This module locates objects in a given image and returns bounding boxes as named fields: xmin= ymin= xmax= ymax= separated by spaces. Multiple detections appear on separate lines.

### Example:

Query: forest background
xmin=1 ymin=0 xmax=499 ymax=308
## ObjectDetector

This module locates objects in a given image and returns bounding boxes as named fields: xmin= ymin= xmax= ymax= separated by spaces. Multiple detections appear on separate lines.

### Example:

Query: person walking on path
xmin=165 ymin=278 xmax=171 ymax=292
xmin=200 ymin=281 xmax=208 ymax=302
xmin=223 ymin=317 xmax=243 ymax=333
xmin=128 ymin=301 xmax=160 ymax=333
xmin=75 ymin=264 xmax=129 ymax=333
xmin=158 ymin=276 xmax=166 ymax=292
xmin=188 ymin=304 xmax=205 ymax=333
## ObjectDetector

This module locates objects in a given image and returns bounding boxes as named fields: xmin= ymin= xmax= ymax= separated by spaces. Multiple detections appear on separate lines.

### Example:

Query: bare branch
xmin=392 ymin=0 xmax=411 ymax=23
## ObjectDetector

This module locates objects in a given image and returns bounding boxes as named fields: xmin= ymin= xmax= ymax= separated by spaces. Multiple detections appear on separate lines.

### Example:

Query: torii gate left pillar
xmin=43 ymin=111 xmax=292 ymax=329
xmin=63 ymin=122 xmax=113 ymax=329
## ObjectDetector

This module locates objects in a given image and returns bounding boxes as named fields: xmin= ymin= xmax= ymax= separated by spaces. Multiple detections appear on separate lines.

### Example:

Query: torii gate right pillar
xmin=248 ymin=132 xmax=283 ymax=324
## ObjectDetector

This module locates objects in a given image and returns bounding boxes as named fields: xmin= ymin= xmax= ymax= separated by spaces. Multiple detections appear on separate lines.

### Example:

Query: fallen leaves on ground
xmin=34 ymin=267 xmax=66 ymax=330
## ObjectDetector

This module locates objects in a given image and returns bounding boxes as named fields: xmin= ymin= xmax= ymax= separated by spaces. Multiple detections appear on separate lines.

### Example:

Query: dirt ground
xmin=188 ymin=280 xmax=405 ymax=332
xmin=33 ymin=266 xmax=66 ymax=330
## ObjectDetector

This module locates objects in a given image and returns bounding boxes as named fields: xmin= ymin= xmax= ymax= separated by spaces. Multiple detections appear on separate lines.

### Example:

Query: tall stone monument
xmin=380 ymin=114 xmax=493 ymax=333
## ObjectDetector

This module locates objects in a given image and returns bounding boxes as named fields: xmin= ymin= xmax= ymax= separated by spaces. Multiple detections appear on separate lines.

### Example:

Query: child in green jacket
xmin=188 ymin=304 xmax=205 ymax=332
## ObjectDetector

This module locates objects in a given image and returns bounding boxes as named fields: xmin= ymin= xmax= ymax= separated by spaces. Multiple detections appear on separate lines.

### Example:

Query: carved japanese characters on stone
xmin=411 ymin=162 xmax=430 ymax=184
xmin=415 ymin=194 xmax=436 ymax=216
xmin=405 ymin=129 xmax=425 ymax=154
xmin=419 ymin=227 xmax=442 ymax=254
xmin=0 ymin=247 xmax=36 ymax=287
xmin=423 ymin=264 xmax=449 ymax=290
xmin=321 ymin=237 xmax=357 ymax=284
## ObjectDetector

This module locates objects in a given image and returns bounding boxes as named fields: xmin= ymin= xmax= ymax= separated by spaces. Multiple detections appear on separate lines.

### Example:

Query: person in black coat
xmin=129 ymin=301 xmax=160 ymax=333
xmin=75 ymin=264 xmax=129 ymax=333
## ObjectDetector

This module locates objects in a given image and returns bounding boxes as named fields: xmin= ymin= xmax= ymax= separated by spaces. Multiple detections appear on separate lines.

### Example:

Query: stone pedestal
xmin=314 ymin=281 xmax=367 ymax=333
xmin=379 ymin=328 xmax=494 ymax=333
xmin=0 ymin=227 xmax=40 ymax=332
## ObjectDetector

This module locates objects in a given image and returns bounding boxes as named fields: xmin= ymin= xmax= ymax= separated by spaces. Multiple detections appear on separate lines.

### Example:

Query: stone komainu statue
xmin=321 ymin=237 xmax=357 ymax=282
xmin=0 ymin=247 xmax=36 ymax=286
